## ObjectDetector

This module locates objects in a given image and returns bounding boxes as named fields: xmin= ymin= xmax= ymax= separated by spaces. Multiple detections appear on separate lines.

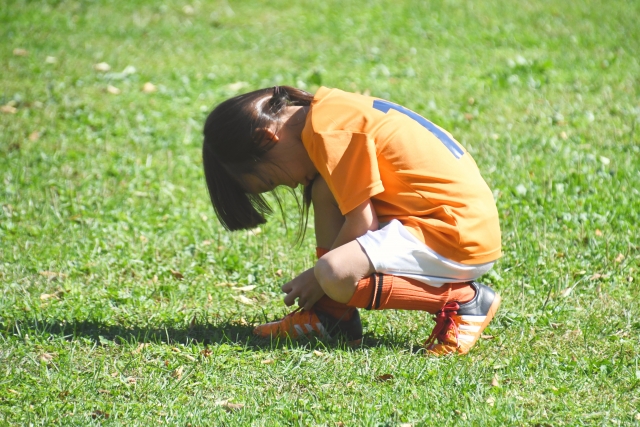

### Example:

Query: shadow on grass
xmin=3 ymin=316 xmax=420 ymax=353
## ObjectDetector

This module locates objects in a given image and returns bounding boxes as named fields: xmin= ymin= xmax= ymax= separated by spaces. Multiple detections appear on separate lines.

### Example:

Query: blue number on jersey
xmin=372 ymin=99 xmax=464 ymax=159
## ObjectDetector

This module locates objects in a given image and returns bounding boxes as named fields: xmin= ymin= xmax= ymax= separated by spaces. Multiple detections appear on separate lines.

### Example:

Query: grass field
xmin=1 ymin=0 xmax=639 ymax=425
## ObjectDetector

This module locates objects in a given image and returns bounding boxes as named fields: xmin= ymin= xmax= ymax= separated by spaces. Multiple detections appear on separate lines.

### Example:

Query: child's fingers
xmin=281 ymin=281 xmax=293 ymax=293
xmin=301 ymin=288 xmax=324 ymax=311
xmin=283 ymin=290 xmax=298 ymax=306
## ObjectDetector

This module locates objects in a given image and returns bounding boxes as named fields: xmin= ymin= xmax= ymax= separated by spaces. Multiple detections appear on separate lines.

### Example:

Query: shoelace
xmin=284 ymin=307 xmax=303 ymax=318
xmin=425 ymin=301 xmax=460 ymax=348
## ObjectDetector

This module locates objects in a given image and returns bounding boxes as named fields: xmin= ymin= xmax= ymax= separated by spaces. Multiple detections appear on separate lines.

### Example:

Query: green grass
xmin=1 ymin=0 xmax=639 ymax=425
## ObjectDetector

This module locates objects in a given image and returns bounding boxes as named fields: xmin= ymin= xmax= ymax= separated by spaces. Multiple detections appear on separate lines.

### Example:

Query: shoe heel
xmin=479 ymin=292 xmax=501 ymax=334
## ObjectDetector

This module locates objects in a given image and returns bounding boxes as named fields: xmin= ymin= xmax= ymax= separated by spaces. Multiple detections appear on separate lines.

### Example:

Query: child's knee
xmin=314 ymin=255 xmax=346 ymax=301
xmin=314 ymin=244 xmax=372 ymax=304
xmin=314 ymin=256 xmax=337 ymax=290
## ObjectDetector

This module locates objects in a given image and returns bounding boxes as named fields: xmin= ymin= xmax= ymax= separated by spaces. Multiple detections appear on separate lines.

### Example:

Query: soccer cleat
xmin=424 ymin=281 xmax=501 ymax=356
xmin=253 ymin=308 xmax=363 ymax=345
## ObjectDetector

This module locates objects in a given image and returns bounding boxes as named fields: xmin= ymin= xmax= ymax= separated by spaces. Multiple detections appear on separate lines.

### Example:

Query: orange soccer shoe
xmin=425 ymin=281 xmax=501 ymax=356
xmin=253 ymin=308 xmax=363 ymax=345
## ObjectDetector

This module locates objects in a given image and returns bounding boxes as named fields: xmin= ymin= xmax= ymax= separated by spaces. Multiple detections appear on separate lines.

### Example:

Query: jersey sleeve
xmin=306 ymin=130 xmax=385 ymax=215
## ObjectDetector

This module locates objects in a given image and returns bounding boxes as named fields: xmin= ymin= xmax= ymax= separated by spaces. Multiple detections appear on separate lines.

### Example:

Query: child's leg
xmin=311 ymin=177 xmax=475 ymax=312
xmin=315 ymin=218 xmax=500 ymax=356
xmin=316 ymin=242 xmax=475 ymax=311
xmin=346 ymin=275 xmax=474 ymax=311
xmin=317 ymin=241 xmax=500 ymax=356
xmin=312 ymin=248 xmax=357 ymax=320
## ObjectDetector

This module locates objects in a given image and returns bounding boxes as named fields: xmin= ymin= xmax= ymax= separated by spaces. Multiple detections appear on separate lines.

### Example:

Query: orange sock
xmin=312 ymin=247 xmax=356 ymax=321
xmin=346 ymin=273 xmax=475 ymax=314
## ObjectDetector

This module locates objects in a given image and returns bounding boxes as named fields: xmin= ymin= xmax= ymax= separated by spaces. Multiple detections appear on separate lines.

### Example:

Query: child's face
xmin=241 ymin=107 xmax=318 ymax=194
xmin=243 ymin=155 xmax=315 ymax=193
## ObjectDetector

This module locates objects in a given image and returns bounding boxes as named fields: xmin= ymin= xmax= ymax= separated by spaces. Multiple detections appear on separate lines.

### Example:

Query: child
xmin=202 ymin=86 xmax=501 ymax=355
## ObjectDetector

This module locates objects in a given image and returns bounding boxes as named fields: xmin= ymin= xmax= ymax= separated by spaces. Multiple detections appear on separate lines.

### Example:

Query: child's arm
xmin=330 ymin=198 xmax=378 ymax=250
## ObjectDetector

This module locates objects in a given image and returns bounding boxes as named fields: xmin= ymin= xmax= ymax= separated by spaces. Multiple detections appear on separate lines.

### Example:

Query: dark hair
xmin=202 ymin=85 xmax=314 ymax=231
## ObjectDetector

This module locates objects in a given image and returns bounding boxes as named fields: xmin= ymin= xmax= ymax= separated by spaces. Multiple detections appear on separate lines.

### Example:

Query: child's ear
xmin=255 ymin=127 xmax=280 ymax=143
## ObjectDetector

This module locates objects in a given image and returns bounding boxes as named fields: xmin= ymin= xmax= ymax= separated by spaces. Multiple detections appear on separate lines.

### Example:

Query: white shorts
xmin=356 ymin=219 xmax=494 ymax=287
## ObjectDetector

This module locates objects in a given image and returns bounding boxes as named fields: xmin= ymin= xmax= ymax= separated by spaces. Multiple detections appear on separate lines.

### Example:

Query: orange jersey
xmin=301 ymin=87 xmax=501 ymax=265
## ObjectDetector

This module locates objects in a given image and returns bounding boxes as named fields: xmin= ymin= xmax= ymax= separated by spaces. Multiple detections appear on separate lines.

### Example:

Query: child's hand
xmin=282 ymin=268 xmax=325 ymax=311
